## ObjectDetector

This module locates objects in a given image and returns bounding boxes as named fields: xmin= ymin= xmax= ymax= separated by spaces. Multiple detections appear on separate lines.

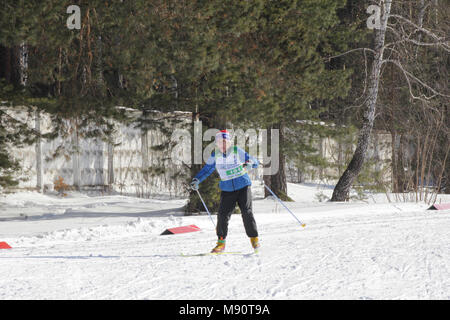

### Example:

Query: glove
xmin=190 ymin=178 xmax=200 ymax=190
xmin=244 ymin=161 xmax=254 ymax=171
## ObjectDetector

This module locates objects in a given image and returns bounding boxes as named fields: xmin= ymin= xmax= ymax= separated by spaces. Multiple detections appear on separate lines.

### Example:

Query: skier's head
xmin=215 ymin=130 xmax=231 ymax=153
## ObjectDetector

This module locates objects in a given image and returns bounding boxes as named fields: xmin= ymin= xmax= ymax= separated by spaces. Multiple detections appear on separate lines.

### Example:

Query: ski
xmin=181 ymin=251 xmax=243 ymax=257
xmin=181 ymin=250 xmax=259 ymax=257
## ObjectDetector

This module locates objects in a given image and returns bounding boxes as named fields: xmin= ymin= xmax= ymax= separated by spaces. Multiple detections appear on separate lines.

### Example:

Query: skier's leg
xmin=216 ymin=190 xmax=238 ymax=239
xmin=237 ymin=186 xmax=258 ymax=238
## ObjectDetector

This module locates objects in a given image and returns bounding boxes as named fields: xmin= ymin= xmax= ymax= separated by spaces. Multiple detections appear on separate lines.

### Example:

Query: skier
xmin=190 ymin=130 xmax=260 ymax=253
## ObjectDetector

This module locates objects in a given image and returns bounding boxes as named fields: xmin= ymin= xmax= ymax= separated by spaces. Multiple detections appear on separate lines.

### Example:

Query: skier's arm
xmin=238 ymin=147 xmax=259 ymax=168
xmin=193 ymin=153 xmax=216 ymax=183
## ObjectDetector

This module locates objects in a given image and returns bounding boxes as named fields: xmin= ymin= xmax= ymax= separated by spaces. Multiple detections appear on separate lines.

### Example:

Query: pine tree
xmin=224 ymin=0 xmax=355 ymax=199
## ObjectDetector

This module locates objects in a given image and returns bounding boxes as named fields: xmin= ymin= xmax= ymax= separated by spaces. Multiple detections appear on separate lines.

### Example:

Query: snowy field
xmin=0 ymin=182 xmax=449 ymax=300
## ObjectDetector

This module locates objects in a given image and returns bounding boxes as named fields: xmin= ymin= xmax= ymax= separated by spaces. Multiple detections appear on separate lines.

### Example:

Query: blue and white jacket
xmin=194 ymin=146 xmax=259 ymax=192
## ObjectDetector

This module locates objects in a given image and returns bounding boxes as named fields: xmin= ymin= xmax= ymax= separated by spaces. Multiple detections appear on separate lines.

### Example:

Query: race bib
xmin=215 ymin=147 xmax=246 ymax=181
xmin=220 ymin=163 xmax=245 ymax=180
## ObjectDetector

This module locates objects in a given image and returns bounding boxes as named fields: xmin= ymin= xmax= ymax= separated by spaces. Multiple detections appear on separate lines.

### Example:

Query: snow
xmin=0 ymin=183 xmax=449 ymax=299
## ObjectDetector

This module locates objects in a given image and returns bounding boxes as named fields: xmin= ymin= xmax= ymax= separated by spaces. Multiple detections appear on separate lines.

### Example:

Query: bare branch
xmin=385 ymin=26 xmax=450 ymax=52
xmin=389 ymin=14 xmax=448 ymax=43
xmin=323 ymin=47 xmax=375 ymax=61
xmin=383 ymin=59 xmax=450 ymax=102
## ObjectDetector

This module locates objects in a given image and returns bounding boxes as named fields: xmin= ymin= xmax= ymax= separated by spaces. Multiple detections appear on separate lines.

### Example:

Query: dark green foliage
xmin=4 ymin=0 xmax=444 ymax=201
xmin=0 ymin=0 xmax=356 ymax=195
xmin=185 ymin=172 xmax=222 ymax=215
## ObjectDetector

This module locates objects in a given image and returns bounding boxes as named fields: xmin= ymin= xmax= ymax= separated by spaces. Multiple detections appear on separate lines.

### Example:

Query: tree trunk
xmin=390 ymin=129 xmax=400 ymax=193
xmin=0 ymin=45 xmax=12 ymax=83
xmin=331 ymin=0 xmax=392 ymax=201
xmin=263 ymin=124 xmax=272 ymax=198
xmin=264 ymin=123 xmax=291 ymax=201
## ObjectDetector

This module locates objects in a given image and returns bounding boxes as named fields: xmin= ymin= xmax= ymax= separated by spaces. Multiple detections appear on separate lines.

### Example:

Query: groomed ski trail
xmin=0 ymin=200 xmax=449 ymax=299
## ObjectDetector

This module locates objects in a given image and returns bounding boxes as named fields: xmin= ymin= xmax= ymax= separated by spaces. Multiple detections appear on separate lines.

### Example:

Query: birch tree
xmin=331 ymin=0 xmax=449 ymax=201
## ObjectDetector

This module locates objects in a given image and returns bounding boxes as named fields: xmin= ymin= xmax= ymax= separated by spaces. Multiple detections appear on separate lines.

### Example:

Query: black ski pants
xmin=216 ymin=186 xmax=258 ymax=239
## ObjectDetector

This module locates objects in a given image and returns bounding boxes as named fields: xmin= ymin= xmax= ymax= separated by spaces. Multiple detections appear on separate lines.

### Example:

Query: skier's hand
xmin=190 ymin=178 xmax=200 ymax=191
xmin=244 ymin=161 xmax=254 ymax=171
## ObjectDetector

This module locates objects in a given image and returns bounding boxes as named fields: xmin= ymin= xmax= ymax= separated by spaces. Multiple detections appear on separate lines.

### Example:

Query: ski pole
xmin=262 ymin=182 xmax=306 ymax=228
xmin=195 ymin=189 xmax=216 ymax=228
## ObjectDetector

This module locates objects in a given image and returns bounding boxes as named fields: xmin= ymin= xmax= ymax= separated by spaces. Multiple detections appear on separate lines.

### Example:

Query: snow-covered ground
xmin=0 ymin=182 xmax=449 ymax=299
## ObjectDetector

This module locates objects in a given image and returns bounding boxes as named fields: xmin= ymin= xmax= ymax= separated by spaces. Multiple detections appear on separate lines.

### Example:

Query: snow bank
xmin=7 ymin=217 xmax=179 ymax=247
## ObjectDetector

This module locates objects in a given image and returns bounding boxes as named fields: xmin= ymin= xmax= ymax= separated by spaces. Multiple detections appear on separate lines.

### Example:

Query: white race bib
xmin=215 ymin=147 xmax=246 ymax=181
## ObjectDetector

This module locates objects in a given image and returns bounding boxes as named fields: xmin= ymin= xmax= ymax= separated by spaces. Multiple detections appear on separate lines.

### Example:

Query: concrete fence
xmin=6 ymin=107 xmax=190 ymax=198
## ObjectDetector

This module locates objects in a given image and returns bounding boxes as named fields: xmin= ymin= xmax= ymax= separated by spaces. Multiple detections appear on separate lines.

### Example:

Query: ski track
xmin=1 ymin=196 xmax=449 ymax=299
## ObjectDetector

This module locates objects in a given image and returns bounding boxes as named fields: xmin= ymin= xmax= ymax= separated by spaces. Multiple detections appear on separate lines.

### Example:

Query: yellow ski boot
xmin=250 ymin=237 xmax=260 ymax=253
xmin=211 ymin=237 xmax=226 ymax=253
